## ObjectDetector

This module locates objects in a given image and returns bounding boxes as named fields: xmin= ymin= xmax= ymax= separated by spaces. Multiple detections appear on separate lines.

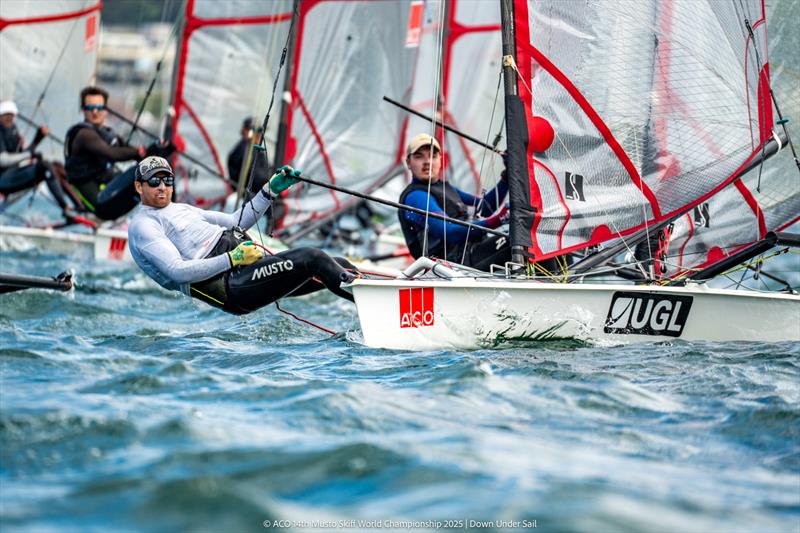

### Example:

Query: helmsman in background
xmin=397 ymin=133 xmax=511 ymax=272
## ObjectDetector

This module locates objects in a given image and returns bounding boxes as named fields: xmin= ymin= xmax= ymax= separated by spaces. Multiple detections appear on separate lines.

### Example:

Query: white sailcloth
xmin=171 ymin=0 xmax=293 ymax=203
xmin=517 ymin=0 xmax=775 ymax=261
xmin=0 ymin=0 xmax=100 ymax=161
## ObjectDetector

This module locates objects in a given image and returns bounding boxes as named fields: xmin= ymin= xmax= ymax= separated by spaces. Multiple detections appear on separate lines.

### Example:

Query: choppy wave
xmin=1 ymin=252 xmax=798 ymax=532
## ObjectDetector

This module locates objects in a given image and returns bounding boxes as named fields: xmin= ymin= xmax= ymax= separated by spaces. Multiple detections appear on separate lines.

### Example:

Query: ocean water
xmin=1 ymin=250 xmax=798 ymax=533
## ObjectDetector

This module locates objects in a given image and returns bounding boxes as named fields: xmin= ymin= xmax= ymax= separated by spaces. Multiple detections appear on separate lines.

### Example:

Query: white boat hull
xmin=0 ymin=225 xmax=132 ymax=262
xmin=351 ymin=278 xmax=800 ymax=349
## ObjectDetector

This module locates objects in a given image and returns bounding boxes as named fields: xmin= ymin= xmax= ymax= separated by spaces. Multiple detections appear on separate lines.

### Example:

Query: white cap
xmin=406 ymin=133 xmax=441 ymax=157
xmin=0 ymin=100 xmax=18 ymax=116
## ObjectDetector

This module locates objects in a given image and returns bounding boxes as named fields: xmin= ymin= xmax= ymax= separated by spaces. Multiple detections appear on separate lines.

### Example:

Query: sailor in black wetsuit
xmin=128 ymin=157 xmax=357 ymax=314
xmin=64 ymin=86 xmax=174 ymax=221
xmin=0 ymin=100 xmax=72 ymax=213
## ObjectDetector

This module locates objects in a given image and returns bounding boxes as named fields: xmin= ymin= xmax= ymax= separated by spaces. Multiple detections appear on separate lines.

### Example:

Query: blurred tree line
xmin=101 ymin=0 xmax=181 ymax=26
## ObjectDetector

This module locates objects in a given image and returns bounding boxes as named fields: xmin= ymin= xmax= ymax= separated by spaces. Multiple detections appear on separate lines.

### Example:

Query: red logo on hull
xmin=399 ymin=287 xmax=434 ymax=328
xmin=108 ymin=237 xmax=127 ymax=260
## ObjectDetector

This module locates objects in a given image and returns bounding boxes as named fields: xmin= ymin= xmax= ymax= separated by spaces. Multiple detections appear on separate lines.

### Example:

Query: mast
xmin=273 ymin=0 xmax=301 ymax=168
xmin=499 ymin=0 xmax=530 ymax=267
xmin=165 ymin=0 xmax=188 ymax=147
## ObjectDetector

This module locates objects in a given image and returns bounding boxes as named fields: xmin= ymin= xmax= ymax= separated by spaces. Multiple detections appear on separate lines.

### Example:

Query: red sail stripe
xmin=0 ymin=2 xmax=101 ymax=31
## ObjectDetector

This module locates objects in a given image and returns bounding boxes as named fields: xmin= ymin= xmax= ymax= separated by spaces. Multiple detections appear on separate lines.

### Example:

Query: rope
xmin=460 ymin=70 xmax=505 ymax=265
xmin=251 ymin=241 xmax=341 ymax=335
xmin=275 ymin=301 xmax=337 ymax=335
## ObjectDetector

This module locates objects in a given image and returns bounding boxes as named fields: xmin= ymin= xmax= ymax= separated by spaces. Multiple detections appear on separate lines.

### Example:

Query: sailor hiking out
xmin=0 ymin=100 xmax=73 ymax=215
xmin=128 ymin=156 xmax=357 ymax=314
xmin=65 ymin=86 xmax=175 ymax=221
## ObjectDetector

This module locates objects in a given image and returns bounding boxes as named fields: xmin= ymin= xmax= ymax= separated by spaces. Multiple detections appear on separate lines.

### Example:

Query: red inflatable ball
xmin=530 ymin=116 xmax=554 ymax=153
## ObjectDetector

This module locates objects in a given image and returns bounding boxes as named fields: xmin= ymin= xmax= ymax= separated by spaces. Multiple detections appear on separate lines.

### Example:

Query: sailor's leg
xmin=94 ymin=166 xmax=138 ymax=220
xmin=50 ymin=163 xmax=85 ymax=211
xmin=38 ymin=161 xmax=69 ymax=210
xmin=0 ymin=165 xmax=38 ymax=195
xmin=226 ymin=248 xmax=355 ymax=312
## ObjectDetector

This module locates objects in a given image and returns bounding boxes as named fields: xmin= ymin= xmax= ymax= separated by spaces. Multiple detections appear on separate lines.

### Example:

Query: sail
xmin=278 ymin=0 xmax=419 ymax=228
xmin=0 ymin=0 xmax=100 ymax=161
xmin=662 ymin=0 xmax=800 ymax=278
xmin=171 ymin=0 xmax=293 ymax=206
xmin=512 ymin=0 xmax=775 ymax=261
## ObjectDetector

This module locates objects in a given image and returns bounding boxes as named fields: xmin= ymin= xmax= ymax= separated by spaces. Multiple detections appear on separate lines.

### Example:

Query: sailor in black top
xmin=0 ymin=100 xmax=72 ymax=213
xmin=226 ymin=116 xmax=287 ymax=226
xmin=64 ymin=86 xmax=174 ymax=221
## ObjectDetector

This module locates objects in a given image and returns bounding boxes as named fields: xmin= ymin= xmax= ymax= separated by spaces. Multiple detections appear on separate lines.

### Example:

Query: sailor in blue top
xmin=397 ymin=133 xmax=511 ymax=271
xmin=128 ymin=156 xmax=357 ymax=314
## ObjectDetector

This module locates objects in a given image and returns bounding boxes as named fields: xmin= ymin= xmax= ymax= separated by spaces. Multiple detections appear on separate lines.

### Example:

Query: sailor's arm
xmin=73 ymin=128 xmax=142 ymax=162
xmin=198 ymin=189 xmax=272 ymax=230
xmin=131 ymin=219 xmax=231 ymax=284
xmin=25 ymin=125 xmax=48 ymax=152
xmin=0 ymin=150 xmax=31 ymax=168
xmin=403 ymin=190 xmax=482 ymax=243
xmin=199 ymin=165 xmax=300 ymax=230
xmin=478 ymin=180 xmax=509 ymax=215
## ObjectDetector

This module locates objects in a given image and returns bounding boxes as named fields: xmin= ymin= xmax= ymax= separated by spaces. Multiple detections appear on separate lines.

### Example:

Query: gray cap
xmin=136 ymin=156 xmax=174 ymax=182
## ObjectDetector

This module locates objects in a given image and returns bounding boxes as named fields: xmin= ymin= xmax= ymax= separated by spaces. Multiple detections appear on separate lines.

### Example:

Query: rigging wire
xmin=421 ymin=0 xmax=448 ymax=259
xmin=125 ymin=1 xmax=184 ymax=144
xmin=237 ymin=0 xmax=300 ymax=234
xmin=460 ymin=70 xmax=505 ymax=265
xmin=234 ymin=0 xmax=286 ymax=210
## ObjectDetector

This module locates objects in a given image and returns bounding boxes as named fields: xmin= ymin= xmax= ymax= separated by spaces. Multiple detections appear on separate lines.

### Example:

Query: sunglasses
xmin=140 ymin=175 xmax=175 ymax=187
xmin=82 ymin=104 xmax=106 ymax=112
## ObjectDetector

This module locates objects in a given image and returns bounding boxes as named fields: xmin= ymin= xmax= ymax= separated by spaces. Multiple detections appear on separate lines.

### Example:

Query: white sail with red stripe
xmin=171 ymin=0 xmax=293 ymax=206
xmin=277 ymin=0 xmax=419 ymax=228
xmin=513 ymin=0 xmax=778 ymax=264
xmin=0 ymin=0 xmax=100 ymax=161
xmin=171 ymin=0 xmax=420 ymax=224
xmin=661 ymin=0 xmax=800 ymax=278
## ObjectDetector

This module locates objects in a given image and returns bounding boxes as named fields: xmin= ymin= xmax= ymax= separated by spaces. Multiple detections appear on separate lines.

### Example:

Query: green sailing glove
xmin=269 ymin=165 xmax=302 ymax=195
xmin=228 ymin=240 xmax=263 ymax=268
